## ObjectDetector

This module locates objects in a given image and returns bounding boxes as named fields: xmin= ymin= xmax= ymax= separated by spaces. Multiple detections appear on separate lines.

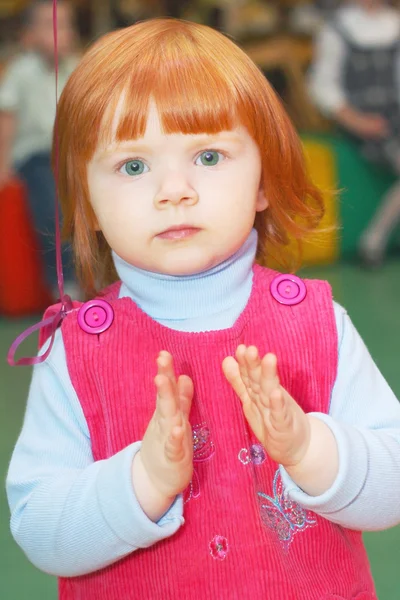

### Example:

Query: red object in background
xmin=0 ymin=179 xmax=52 ymax=317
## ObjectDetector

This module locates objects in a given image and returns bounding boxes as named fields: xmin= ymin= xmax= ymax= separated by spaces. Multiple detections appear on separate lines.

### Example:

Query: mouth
xmin=156 ymin=225 xmax=201 ymax=241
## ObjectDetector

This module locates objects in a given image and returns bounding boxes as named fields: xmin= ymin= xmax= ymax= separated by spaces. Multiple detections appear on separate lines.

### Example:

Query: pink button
xmin=77 ymin=299 xmax=114 ymax=334
xmin=270 ymin=274 xmax=307 ymax=306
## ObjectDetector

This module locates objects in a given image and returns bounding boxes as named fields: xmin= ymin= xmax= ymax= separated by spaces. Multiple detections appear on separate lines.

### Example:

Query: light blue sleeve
xmin=280 ymin=301 xmax=400 ymax=530
xmin=6 ymin=329 xmax=184 ymax=578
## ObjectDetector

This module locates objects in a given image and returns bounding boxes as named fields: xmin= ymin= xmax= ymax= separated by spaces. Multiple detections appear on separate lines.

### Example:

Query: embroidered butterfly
xmin=184 ymin=423 xmax=215 ymax=503
xmin=257 ymin=470 xmax=317 ymax=550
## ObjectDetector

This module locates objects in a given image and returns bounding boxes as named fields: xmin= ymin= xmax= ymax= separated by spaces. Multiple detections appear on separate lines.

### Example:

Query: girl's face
xmin=87 ymin=102 xmax=268 ymax=276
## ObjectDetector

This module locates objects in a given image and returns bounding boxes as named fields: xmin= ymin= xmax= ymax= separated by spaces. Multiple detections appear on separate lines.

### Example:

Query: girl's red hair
xmin=54 ymin=18 xmax=324 ymax=296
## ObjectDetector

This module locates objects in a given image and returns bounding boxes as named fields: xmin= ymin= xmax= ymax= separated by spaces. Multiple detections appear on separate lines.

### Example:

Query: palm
xmin=222 ymin=345 xmax=310 ymax=467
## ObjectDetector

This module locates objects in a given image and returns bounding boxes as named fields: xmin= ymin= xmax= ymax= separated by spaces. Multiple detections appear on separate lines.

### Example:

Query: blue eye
xmin=120 ymin=160 xmax=148 ymax=176
xmin=195 ymin=151 xmax=223 ymax=167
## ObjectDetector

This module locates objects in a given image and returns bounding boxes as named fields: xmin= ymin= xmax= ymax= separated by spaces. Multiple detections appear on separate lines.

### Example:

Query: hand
xmin=335 ymin=105 xmax=389 ymax=140
xmin=137 ymin=351 xmax=194 ymax=502
xmin=352 ymin=113 xmax=388 ymax=139
xmin=222 ymin=345 xmax=311 ymax=469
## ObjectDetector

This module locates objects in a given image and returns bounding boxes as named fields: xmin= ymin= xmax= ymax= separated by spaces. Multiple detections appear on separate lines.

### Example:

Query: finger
xmin=244 ymin=346 xmax=262 ymax=395
xmin=268 ymin=387 xmax=290 ymax=432
xmin=157 ymin=351 xmax=178 ymax=394
xmin=157 ymin=350 xmax=175 ymax=376
xmin=177 ymin=375 xmax=194 ymax=417
xmin=244 ymin=345 xmax=260 ymax=370
xmin=155 ymin=373 xmax=180 ymax=420
xmin=236 ymin=344 xmax=252 ymax=389
xmin=222 ymin=356 xmax=249 ymax=404
xmin=260 ymin=353 xmax=280 ymax=398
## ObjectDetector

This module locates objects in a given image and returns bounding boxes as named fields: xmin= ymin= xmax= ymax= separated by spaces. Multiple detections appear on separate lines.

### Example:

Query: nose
xmin=153 ymin=171 xmax=199 ymax=209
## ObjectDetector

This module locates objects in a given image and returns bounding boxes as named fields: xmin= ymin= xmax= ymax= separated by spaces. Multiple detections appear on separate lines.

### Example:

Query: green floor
xmin=1 ymin=260 xmax=400 ymax=599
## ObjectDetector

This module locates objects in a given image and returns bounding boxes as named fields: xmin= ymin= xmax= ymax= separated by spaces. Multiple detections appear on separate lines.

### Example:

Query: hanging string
xmin=7 ymin=0 xmax=73 ymax=367
xmin=53 ymin=0 xmax=67 ymax=304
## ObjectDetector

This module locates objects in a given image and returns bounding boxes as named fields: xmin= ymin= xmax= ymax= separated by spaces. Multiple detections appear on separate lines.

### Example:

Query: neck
xmin=112 ymin=229 xmax=258 ymax=332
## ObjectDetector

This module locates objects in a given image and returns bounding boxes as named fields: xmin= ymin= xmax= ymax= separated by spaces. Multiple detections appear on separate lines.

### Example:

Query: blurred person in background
xmin=0 ymin=0 xmax=79 ymax=297
xmin=309 ymin=0 xmax=400 ymax=267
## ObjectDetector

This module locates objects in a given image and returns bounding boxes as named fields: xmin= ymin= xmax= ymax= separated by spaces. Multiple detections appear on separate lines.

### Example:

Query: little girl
xmin=7 ymin=18 xmax=400 ymax=600
xmin=309 ymin=0 xmax=400 ymax=265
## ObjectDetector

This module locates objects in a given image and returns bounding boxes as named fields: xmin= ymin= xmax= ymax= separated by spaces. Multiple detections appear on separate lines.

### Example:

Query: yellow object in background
xmin=264 ymin=139 xmax=339 ymax=272
xmin=299 ymin=139 xmax=339 ymax=266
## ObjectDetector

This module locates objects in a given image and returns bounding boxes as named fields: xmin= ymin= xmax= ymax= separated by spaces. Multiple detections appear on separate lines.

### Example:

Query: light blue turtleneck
xmin=6 ymin=229 xmax=400 ymax=578
xmin=115 ymin=228 xmax=257 ymax=331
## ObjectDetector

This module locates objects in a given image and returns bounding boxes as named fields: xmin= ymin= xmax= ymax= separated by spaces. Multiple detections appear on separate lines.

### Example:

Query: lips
xmin=156 ymin=225 xmax=201 ymax=240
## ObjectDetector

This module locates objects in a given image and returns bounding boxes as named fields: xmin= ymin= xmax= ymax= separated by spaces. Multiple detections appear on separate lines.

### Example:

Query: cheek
xmin=231 ymin=158 xmax=260 ymax=187
xmin=94 ymin=196 xmax=150 ymax=242
xmin=89 ymin=189 xmax=122 ymax=233
xmin=224 ymin=169 xmax=262 ymax=208
xmin=202 ymin=168 xmax=256 ymax=201
xmin=97 ymin=206 xmax=131 ymax=232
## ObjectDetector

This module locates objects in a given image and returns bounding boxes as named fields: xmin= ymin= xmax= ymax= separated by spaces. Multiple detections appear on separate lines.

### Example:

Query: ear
xmin=255 ymin=184 xmax=268 ymax=212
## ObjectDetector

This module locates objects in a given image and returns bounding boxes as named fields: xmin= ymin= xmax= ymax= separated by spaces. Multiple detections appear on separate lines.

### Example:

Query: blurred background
xmin=0 ymin=1 xmax=400 ymax=598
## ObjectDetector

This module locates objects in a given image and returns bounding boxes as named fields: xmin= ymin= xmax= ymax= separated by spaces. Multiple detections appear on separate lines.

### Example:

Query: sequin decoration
xmin=257 ymin=470 xmax=317 ymax=551
xmin=192 ymin=424 xmax=215 ymax=462
xmin=184 ymin=423 xmax=215 ymax=503
xmin=238 ymin=448 xmax=251 ymax=465
xmin=250 ymin=443 xmax=266 ymax=465
xmin=238 ymin=443 xmax=266 ymax=466
xmin=209 ymin=535 xmax=229 ymax=561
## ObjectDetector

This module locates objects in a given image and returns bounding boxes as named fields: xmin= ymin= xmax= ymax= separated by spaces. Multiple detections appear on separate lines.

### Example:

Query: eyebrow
xmin=97 ymin=143 xmax=153 ymax=158
xmin=186 ymin=132 xmax=245 ymax=146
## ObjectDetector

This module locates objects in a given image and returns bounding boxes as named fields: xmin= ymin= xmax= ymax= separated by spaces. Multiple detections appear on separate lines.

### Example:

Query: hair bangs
xmin=113 ymin=31 xmax=253 ymax=142
xmin=65 ymin=20 xmax=265 ymax=155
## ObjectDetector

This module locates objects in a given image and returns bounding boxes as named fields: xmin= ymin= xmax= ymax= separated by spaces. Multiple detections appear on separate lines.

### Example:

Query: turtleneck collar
xmin=112 ymin=228 xmax=257 ymax=332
